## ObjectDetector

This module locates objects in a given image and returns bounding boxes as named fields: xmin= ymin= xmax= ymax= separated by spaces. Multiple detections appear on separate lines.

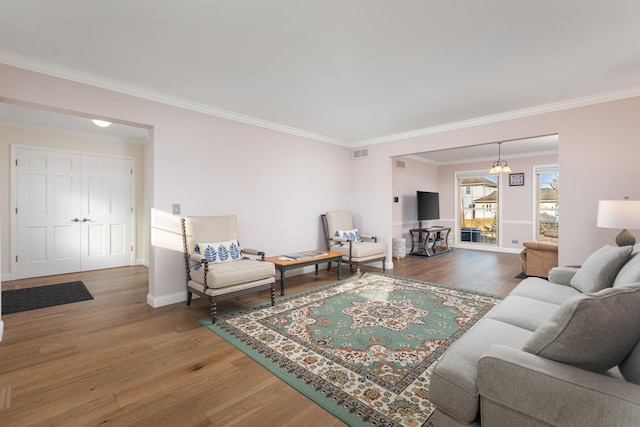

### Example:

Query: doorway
xmin=12 ymin=146 xmax=135 ymax=279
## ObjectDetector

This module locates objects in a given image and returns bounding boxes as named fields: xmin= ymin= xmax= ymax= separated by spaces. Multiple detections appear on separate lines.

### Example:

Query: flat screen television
xmin=417 ymin=191 xmax=440 ymax=224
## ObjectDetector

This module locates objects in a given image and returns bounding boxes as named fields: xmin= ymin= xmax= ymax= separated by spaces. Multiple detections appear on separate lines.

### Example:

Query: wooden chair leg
xmin=270 ymin=286 xmax=275 ymax=306
xmin=186 ymin=290 xmax=193 ymax=306
xmin=327 ymin=261 xmax=331 ymax=271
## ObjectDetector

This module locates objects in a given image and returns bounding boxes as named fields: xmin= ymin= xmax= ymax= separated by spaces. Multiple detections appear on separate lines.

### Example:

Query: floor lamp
xmin=597 ymin=197 xmax=640 ymax=246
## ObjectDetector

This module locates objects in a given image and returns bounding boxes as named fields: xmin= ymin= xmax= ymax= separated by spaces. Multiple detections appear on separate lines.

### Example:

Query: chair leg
xmin=270 ymin=286 xmax=275 ymax=306
xmin=186 ymin=290 xmax=193 ymax=306
xmin=383 ymin=258 xmax=386 ymax=273
xmin=327 ymin=261 xmax=331 ymax=271
xmin=210 ymin=300 xmax=217 ymax=324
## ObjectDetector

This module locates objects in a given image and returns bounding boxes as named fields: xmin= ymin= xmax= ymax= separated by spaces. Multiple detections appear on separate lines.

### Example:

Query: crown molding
xmin=352 ymin=86 xmax=640 ymax=147
xmin=405 ymin=149 xmax=559 ymax=166
xmin=0 ymin=51 xmax=346 ymax=147
xmin=0 ymin=118 xmax=147 ymax=145
xmin=3 ymin=50 xmax=640 ymax=150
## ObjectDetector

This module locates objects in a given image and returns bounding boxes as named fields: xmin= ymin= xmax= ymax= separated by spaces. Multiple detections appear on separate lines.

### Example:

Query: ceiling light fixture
xmin=489 ymin=142 xmax=512 ymax=174
xmin=91 ymin=119 xmax=112 ymax=127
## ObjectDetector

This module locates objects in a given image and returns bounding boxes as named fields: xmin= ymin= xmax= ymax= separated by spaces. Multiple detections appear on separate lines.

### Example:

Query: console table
xmin=409 ymin=227 xmax=451 ymax=257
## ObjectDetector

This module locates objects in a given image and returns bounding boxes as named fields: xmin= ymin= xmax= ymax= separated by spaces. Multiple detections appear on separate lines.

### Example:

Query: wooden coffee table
xmin=263 ymin=250 xmax=343 ymax=295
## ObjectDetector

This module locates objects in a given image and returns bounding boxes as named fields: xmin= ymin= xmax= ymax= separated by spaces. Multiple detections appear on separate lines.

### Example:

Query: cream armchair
xmin=321 ymin=210 xmax=386 ymax=273
xmin=181 ymin=215 xmax=276 ymax=323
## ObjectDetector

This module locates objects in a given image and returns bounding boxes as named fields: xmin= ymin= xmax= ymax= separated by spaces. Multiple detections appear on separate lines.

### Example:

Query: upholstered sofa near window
xmin=520 ymin=231 xmax=558 ymax=278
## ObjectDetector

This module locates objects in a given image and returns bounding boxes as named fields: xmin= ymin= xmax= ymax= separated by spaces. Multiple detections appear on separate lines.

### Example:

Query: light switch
xmin=172 ymin=203 xmax=181 ymax=215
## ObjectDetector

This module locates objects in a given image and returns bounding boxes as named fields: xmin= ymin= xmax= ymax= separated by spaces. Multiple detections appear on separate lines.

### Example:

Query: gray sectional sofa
xmin=429 ymin=245 xmax=640 ymax=426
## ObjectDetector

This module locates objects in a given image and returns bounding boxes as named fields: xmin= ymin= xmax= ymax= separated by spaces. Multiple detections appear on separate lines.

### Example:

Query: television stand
xmin=409 ymin=227 xmax=451 ymax=257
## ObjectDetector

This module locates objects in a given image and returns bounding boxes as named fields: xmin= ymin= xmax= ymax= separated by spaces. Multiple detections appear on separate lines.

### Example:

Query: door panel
xmin=15 ymin=148 xmax=133 ymax=278
xmin=16 ymin=148 xmax=81 ymax=278
xmin=80 ymin=155 xmax=133 ymax=271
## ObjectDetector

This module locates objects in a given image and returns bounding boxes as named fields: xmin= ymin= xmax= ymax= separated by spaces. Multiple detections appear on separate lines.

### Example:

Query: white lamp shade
xmin=597 ymin=200 xmax=640 ymax=229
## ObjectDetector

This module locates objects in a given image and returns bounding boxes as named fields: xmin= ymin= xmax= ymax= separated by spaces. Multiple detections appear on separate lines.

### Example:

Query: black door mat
xmin=2 ymin=281 xmax=93 ymax=314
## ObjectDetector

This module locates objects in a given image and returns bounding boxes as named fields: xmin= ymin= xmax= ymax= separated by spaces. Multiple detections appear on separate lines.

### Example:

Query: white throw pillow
xmin=196 ymin=240 xmax=242 ymax=263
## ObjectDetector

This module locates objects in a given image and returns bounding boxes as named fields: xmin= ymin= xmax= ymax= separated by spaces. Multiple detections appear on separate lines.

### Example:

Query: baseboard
xmin=452 ymin=244 xmax=521 ymax=254
xmin=0 ymin=320 xmax=4 ymax=342
xmin=146 ymin=291 xmax=187 ymax=308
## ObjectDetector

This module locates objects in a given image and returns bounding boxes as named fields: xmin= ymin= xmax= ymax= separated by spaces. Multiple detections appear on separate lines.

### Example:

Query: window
xmin=535 ymin=166 xmax=559 ymax=239
xmin=457 ymin=173 xmax=499 ymax=245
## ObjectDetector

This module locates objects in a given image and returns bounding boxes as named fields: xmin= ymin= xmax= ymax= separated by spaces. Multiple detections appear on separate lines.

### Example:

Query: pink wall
xmin=391 ymin=157 xmax=440 ymax=249
xmin=0 ymin=64 xmax=353 ymax=304
xmin=2 ymin=62 xmax=640 ymax=302
xmin=438 ymin=154 xmax=558 ymax=251
xmin=391 ymin=154 xmax=558 ymax=255
xmin=356 ymin=97 xmax=640 ymax=266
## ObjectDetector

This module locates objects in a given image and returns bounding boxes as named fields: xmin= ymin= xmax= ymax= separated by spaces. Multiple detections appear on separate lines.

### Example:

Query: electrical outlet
xmin=172 ymin=203 xmax=181 ymax=215
xmin=512 ymin=239 xmax=519 ymax=244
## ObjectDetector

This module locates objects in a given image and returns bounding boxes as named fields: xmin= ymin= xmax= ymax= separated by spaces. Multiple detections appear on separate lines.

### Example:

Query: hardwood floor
xmin=0 ymin=249 xmax=523 ymax=426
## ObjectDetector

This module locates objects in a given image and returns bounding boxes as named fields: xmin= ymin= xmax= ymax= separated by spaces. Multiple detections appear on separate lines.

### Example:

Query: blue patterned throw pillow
xmin=197 ymin=240 xmax=242 ymax=263
xmin=335 ymin=228 xmax=361 ymax=242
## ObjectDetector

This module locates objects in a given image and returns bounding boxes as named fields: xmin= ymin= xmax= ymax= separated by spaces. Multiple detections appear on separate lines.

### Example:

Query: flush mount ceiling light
xmin=91 ymin=119 xmax=112 ymax=127
xmin=488 ymin=142 xmax=512 ymax=174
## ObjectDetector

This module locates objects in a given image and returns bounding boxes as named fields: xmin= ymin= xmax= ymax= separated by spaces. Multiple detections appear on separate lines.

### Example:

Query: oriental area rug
xmin=201 ymin=272 xmax=501 ymax=426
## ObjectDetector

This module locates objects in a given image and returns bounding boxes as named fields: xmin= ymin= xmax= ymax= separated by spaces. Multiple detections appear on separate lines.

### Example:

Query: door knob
xmin=82 ymin=218 xmax=91 ymax=222
xmin=70 ymin=218 xmax=80 ymax=222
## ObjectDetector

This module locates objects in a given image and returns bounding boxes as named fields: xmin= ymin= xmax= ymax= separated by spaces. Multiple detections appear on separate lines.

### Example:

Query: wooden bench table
xmin=263 ymin=250 xmax=343 ymax=295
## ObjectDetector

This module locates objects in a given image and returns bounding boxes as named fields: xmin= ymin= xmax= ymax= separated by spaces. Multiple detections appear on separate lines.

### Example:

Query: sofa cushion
xmin=509 ymin=277 xmax=580 ymax=305
xmin=522 ymin=285 xmax=640 ymax=372
xmin=569 ymin=245 xmax=633 ymax=293
xmin=620 ymin=338 xmax=640 ymax=385
xmin=613 ymin=253 xmax=640 ymax=287
xmin=429 ymin=318 xmax=533 ymax=424
xmin=485 ymin=295 xmax=561 ymax=332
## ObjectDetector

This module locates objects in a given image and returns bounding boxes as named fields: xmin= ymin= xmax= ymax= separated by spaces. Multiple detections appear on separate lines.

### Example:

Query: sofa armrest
xmin=547 ymin=266 xmax=580 ymax=286
xmin=478 ymin=345 xmax=640 ymax=427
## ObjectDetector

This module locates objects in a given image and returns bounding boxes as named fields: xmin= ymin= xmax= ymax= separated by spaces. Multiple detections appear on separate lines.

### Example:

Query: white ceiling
xmin=1 ymin=1 xmax=639 ymax=149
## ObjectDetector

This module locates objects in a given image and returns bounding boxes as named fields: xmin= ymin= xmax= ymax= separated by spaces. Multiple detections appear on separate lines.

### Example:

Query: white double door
xmin=14 ymin=147 xmax=134 ymax=279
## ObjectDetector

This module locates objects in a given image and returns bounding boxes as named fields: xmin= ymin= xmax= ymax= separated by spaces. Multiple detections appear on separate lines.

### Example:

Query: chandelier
xmin=488 ymin=142 xmax=512 ymax=174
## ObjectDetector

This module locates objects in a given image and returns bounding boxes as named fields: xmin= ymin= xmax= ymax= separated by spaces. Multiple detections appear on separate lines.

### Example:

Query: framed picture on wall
xmin=509 ymin=173 xmax=525 ymax=186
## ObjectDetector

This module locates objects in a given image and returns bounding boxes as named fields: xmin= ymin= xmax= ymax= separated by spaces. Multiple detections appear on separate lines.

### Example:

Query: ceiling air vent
xmin=396 ymin=160 xmax=406 ymax=169
xmin=353 ymin=148 xmax=369 ymax=159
